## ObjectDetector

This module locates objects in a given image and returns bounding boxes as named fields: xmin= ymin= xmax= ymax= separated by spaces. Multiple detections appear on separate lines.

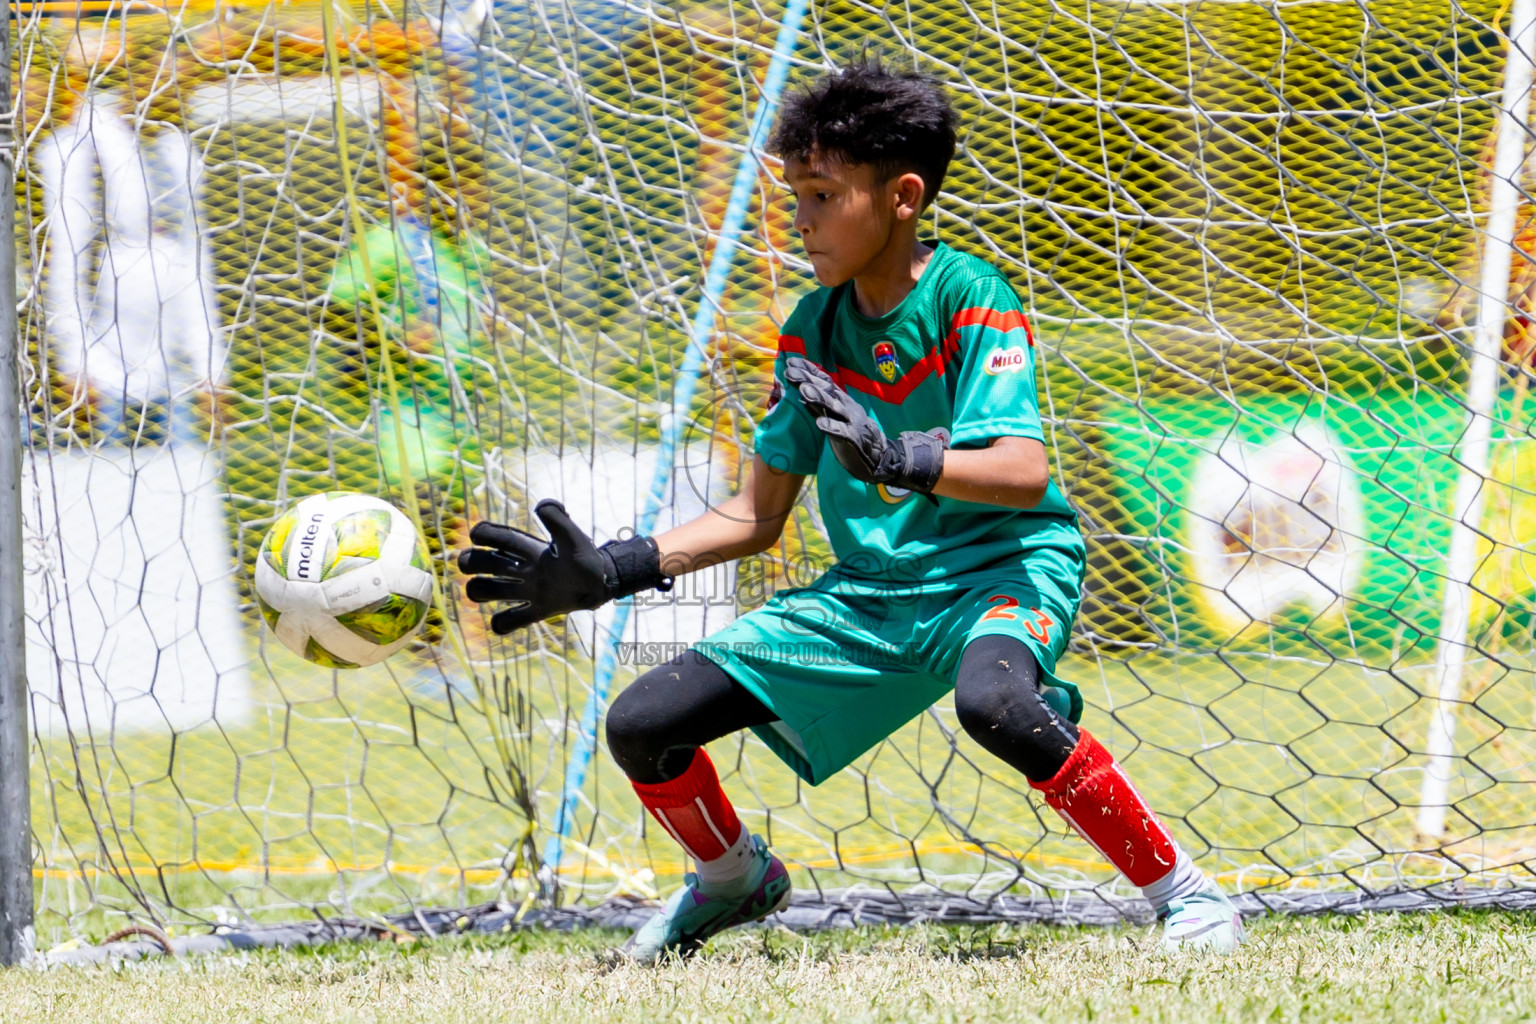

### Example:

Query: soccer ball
xmin=254 ymin=492 xmax=434 ymax=668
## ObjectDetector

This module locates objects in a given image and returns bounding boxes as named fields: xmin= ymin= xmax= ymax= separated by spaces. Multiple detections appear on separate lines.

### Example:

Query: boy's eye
xmin=815 ymin=192 xmax=832 ymax=202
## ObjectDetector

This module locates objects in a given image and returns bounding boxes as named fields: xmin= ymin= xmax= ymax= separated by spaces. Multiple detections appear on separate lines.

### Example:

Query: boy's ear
xmin=892 ymin=171 xmax=928 ymax=219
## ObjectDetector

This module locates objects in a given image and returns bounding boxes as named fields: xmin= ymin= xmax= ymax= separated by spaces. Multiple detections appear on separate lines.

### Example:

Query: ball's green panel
xmin=255 ymin=592 xmax=282 ymax=632
xmin=261 ymin=509 xmax=300 ymax=577
xmin=335 ymin=593 xmax=428 ymax=645
xmin=409 ymin=533 xmax=431 ymax=572
xmin=323 ymin=508 xmax=393 ymax=580
xmin=303 ymin=638 xmax=360 ymax=670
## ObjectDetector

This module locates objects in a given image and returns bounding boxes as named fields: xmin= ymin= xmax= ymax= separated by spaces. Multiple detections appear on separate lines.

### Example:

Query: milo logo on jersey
xmin=877 ymin=428 xmax=951 ymax=503
xmin=985 ymin=346 xmax=1028 ymax=374
xmin=872 ymin=341 xmax=901 ymax=382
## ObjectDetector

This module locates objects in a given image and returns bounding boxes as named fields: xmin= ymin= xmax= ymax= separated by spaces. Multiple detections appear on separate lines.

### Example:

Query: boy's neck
xmin=850 ymin=234 xmax=934 ymax=319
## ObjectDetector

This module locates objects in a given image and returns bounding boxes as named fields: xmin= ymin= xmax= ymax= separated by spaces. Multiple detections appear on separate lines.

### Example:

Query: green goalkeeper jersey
xmin=756 ymin=242 xmax=1083 ymax=582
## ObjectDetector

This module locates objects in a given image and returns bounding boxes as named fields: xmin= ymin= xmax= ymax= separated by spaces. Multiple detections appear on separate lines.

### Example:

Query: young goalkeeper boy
xmin=458 ymin=60 xmax=1244 ymax=961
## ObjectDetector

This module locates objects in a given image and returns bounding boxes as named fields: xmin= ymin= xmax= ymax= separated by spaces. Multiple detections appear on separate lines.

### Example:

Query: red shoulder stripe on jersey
xmin=950 ymin=306 xmax=1034 ymax=346
xmin=777 ymin=335 xmax=807 ymax=356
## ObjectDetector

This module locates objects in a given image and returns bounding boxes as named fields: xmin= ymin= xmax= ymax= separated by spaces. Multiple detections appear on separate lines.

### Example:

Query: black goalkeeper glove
xmin=457 ymin=499 xmax=672 ymax=634
xmin=783 ymin=356 xmax=946 ymax=494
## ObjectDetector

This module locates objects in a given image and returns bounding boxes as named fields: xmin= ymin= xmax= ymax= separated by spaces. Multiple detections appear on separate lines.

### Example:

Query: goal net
xmin=12 ymin=0 xmax=1536 ymax=945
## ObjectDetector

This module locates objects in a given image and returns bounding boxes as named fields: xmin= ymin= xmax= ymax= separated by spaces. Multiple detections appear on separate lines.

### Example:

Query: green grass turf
xmin=5 ymin=912 xmax=1535 ymax=1023
xmin=30 ymin=632 xmax=1536 ymax=948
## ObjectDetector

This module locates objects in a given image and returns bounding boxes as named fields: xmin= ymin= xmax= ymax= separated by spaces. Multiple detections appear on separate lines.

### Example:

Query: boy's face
xmin=784 ymin=153 xmax=923 ymax=286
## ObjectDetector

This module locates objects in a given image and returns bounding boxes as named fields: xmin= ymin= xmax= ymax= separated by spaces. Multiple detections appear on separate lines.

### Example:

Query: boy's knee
xmin=954 ymin=677 xmax=1021 ymax=741
xmin=955 ymin=636 xmax=1044 ymax=732
xmin=605 ymin=679 xmax=665 ymax=776
xmin=605 ymin=653 xmax=727 ymax=783
xmin=954 ymin=674 xmax=1056 ymax=748
xmin=604 ymin=687 xmax=638 ymax=751
xmin=954 ymin=637 xmax=1077 ymax=782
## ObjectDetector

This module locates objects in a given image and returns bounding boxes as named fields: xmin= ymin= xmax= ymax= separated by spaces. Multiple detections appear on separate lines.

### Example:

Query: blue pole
xmin=543 ymin=0 xmax=810 ymax=874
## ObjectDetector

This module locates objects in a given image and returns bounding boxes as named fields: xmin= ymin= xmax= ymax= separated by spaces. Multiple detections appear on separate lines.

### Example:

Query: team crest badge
xmin=872 ymin=341 xmax=900 ymax=382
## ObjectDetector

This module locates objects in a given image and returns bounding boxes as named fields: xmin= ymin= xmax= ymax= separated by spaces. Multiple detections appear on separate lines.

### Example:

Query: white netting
xmin=9 ymin=0 xmax=1536 ymax=944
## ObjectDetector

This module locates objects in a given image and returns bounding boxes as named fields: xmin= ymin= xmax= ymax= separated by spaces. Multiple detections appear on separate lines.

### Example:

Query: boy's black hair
xmin=769 ymin=59 xmax=957 ymax=210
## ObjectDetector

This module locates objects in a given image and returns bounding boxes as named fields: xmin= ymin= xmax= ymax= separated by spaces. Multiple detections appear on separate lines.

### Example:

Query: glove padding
xmin=783 ymin=356 xmax=946 ymax=494
xmin=458 ymin=499 xmax=669 ymax=634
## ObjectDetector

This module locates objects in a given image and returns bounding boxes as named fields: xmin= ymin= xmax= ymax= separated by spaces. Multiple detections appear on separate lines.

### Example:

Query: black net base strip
xmin=43 ymin=886 xmax=1536 ymax=966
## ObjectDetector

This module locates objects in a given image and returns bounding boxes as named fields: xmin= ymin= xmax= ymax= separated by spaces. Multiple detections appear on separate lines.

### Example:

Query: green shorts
xmin=695 ymin=550 xmax=1085 ymax=784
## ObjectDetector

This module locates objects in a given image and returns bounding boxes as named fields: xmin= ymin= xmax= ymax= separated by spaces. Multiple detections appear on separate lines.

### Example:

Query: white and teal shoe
xmin=613 ymin=835 xmax=791 ymax=965
xmin=1159 ymin=880 xmax=1245 ymax=953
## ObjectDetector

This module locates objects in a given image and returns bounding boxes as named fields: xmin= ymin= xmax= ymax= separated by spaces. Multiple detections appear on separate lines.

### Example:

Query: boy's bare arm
xmin=930 ymin=436 xmax=1049 ymax=510
xmin=654 ymin=455 xmax=806 ymax=575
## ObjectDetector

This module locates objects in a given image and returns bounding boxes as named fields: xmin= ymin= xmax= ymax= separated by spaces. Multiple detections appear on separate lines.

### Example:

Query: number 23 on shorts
xmin=981 ymin=593 xmax=1055 ymax=643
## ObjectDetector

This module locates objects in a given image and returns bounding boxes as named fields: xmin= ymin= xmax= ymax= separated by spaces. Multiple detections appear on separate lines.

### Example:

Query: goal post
xmin=0 ymin=0 xmax=32 ymax=967
xmin=1419 ymin=0 xmax=1536 ymax=840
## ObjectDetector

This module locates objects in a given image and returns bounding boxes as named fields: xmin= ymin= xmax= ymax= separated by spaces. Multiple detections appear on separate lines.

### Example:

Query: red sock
xmin=631 ymin=748 xmax=744 ymax=862
xmin=1030 ymin=729 xmax=1178 ymax=887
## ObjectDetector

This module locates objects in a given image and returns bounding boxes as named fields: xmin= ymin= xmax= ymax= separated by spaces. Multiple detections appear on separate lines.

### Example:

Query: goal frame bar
xmin=0 ymin=0 xmax=33 ymax=967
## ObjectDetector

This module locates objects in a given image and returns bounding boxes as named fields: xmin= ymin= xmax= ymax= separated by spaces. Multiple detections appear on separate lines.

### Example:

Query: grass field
xmin=4 ymin=912 xmax=1535 ymax=1023
xmin=29 ymin=636 xmax=1536 ymax=946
